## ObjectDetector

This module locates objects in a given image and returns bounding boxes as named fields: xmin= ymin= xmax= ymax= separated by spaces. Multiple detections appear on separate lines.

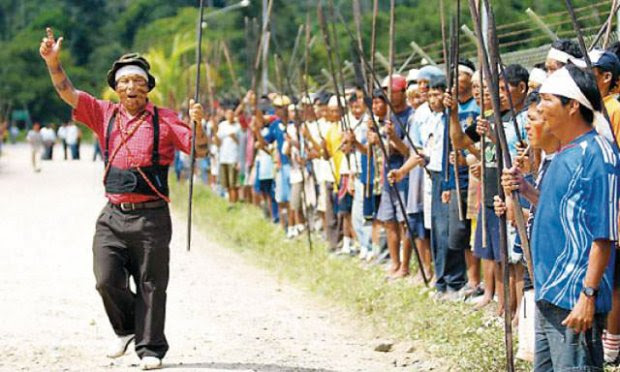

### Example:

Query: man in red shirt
xmin=40 ymin=28 xmax=207 ymax=370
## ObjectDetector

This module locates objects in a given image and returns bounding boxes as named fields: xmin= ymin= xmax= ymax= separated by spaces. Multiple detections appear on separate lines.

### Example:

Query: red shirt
xmin=73 ymin=91 xmax=192 ymax=204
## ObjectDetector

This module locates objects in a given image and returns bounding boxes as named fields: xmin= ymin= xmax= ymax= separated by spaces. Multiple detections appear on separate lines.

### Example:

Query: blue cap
xmin=417 ymin=65 xmax=445 ymax=82
xmin=590 ymin=50 xmax=620 ymax=74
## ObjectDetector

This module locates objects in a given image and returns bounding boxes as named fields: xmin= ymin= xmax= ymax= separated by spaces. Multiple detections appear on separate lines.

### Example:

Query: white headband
xmin=115 ymin=65 xmax=149 ymax=82
xmin=547 ymin=48 xmax=573 ymax=64
xmin=540 ymin=67 xmax=613 ymax=142
xmin=529 ymin=68 xmax=547 ymax=85
xmin=457 ymin=64 xmax=474 ymax=76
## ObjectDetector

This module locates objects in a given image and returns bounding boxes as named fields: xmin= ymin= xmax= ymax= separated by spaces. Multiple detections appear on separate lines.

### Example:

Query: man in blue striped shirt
xmin=532 ymin=64 xmax=620 ymax=371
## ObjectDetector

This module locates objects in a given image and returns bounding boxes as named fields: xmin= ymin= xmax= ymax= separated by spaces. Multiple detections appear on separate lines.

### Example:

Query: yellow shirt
xmin=325 ymin=121 xmax=344 ymax=186
xmin=604 ymin=94 xmax=620 ymax=145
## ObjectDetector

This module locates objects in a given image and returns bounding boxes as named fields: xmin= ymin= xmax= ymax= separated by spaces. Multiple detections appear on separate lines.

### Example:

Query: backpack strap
xmin=152 ymin=107 xmax=160 ymax=165
xmin=104 ymin=110 xmax=117 ymax=165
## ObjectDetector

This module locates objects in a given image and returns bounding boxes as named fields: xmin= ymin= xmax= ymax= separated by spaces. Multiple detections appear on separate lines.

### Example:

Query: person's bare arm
xmin=443 ymin=92 xmax=474 ymax=150
xmin=39 ymin=28 xmax=79 ymax=108
xmin=562 ymin=239 xmax=612 ymax=333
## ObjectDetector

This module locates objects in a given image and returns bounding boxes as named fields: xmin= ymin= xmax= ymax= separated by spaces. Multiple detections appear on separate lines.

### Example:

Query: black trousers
xmin=93 ymin=202 xmax=172 ymax=359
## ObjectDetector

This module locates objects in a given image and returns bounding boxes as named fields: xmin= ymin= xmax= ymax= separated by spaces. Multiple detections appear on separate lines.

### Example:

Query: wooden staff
xmin=604 ymin=0 xmax=619 ymax=48
xmin=469 ymin=0 xmax=534 ymax=282
xmin=442 ymin=1 xmax=465 ymax=221
xmin=483 ymin=2 xmax=514 ymax=370
xmin=366 ymin=0 xmax=380 ymax=198
xmin=352 ymin=0 xmax=367 ymax=90
xmin=565 ymin=0 xmax=620 ymax=152
xmin=221 ymin=41 xmax=241 ymax=96
xmin=332 ymin=9 xmax=430 ymax=175
xmin=589 ymin=1 xmax=620 ymax=50
xmin=370 ymin=0 xmax=379 ymax=90
xmin=187 ymin=0 xmax=206 ymax=252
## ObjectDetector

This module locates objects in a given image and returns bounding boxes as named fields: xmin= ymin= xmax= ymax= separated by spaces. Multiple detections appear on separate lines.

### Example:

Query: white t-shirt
xmin=65 ymin=124 xmax=80 ymax=145
xmin=40 ymin=127 xmax=56 ymax=143
xmin=307 ymin=118 xmax=334 ymax=183
xmin=27 ymin=130 xmax=43 ymax=149
xmin=217 ymin=120 xmax=241 ymax=165
xmin=57 ymin=126 xmax=67 ymax=140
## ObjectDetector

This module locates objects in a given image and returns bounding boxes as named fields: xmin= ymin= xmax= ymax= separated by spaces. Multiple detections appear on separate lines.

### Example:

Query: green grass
xmin=171 ymin=180 xmax=531 ymax=371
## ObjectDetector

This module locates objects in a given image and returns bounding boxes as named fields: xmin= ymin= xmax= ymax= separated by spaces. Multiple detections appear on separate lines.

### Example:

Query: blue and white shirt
xmin=532 ymin=130 xmax=620 ymax=313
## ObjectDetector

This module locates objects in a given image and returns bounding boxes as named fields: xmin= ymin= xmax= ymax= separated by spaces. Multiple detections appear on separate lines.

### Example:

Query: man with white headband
xmin=40 ymin=28 xmax=207 ymax=370
xmin=545 ymin=39 xmax=583 ymax=75
xmin=532 ymin=64 xmax=620 ymax=371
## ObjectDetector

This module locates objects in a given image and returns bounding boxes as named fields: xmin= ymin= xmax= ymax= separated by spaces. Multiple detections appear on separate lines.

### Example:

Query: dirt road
xmin=0 ymin=144 xmax=421 ymax=372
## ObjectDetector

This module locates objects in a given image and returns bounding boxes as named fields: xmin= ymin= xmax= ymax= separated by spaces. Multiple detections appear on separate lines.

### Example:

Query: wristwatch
xmin=582 ymin=286 xmax=599 ymax=298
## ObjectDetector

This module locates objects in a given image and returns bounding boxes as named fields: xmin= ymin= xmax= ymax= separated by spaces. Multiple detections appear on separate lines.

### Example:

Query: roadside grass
xmin=171 ymin=181 xmax=530 ymax=371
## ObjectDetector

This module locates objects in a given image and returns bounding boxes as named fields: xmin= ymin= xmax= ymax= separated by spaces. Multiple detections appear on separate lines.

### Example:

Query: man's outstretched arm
xmin=39 ymin=27 xmax=79 ymax=108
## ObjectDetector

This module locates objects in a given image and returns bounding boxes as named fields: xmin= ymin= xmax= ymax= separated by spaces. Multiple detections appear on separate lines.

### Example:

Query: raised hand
xmin=39 ymin=27 xmax=63 ymax=65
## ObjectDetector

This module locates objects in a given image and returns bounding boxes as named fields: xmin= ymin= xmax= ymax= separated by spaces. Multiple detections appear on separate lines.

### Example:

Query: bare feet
xmin=387 ymin=263 xmax=400 ymax=276
xmin=473 ymin=295 xmax=492 ymax=310
xmin=392 ymin=268 xmax=410 ymax=279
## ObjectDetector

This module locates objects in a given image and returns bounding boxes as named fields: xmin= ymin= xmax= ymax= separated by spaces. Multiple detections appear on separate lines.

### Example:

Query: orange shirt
xmin=604 ymin=94 xmax=620 ymax=145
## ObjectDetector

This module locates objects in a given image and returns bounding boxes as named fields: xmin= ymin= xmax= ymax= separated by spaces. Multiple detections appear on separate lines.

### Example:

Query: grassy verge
xmin=171 ymin=180 xmax=530 ymax=371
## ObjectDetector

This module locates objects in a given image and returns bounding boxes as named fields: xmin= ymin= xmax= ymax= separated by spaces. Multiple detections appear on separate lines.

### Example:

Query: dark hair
xmin=458 ymin=58 xmax=475 ymax=72
xmin=524 ymin=90 xmax=540 ymax=108
xmin=551 ymin=39 xmax=583 ymax=59
xmin=501 ymin=64 xmax=529 ymax=92
xmin=372 ymin=88 xmax=386 ymax=101
xmin=429 ymin=75 xmax=447 ymax=91
xmin=607 ymin=41 xmax=620 ymax=60
xmin=556 ymin=64 xmax=601 ymax=125
xmin=533 ymin=62 xmax=546 ymax=71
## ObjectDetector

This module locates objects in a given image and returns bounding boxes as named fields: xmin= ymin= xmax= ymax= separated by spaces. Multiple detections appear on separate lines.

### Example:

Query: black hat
xmin=106 ymin=53 xmax=156 ymax=91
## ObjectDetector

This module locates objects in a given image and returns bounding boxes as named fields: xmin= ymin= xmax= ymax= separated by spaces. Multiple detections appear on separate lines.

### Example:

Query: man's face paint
xmin=116 ymin=74 xmax=149 ymax=115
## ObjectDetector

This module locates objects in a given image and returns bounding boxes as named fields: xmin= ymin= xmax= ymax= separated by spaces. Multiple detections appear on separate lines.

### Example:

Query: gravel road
xmin=0 ymin=144 xmax=429 ymax=372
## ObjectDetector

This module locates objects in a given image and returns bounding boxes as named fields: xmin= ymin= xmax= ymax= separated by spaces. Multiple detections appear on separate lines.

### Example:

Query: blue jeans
xmin=352 ymin=179 xmax=371 ymax=250
xmin=534 ymin=300 xmax=605 ymax=371
xmin=430 ymin=171 xmax=466 ymax=292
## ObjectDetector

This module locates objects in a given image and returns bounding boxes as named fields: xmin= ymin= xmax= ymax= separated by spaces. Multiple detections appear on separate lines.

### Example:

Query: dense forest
xmin=0 ymin=0 xmax=614 ymax=124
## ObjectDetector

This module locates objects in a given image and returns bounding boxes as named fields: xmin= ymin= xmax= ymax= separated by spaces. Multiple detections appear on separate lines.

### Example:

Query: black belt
xmin=112 ymin=199 xmax=167 ymax=212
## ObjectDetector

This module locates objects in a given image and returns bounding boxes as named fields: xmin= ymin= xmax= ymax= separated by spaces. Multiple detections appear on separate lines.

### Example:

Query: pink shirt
xmin=73 ymin=91 xmax=192 ymax=204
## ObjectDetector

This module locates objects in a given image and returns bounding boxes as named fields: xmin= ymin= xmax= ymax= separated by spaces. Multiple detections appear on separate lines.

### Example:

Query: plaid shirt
xmin=73 ymin=91 xmax=192 ymax=204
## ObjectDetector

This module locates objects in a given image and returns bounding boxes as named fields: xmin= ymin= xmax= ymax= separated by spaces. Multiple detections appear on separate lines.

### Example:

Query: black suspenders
xmin=104 ymin=107 xmax=160 ymax=166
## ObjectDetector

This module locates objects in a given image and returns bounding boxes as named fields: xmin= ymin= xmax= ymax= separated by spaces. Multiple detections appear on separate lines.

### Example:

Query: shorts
xmin=259 ymin=179 xmax=274 ymax=195
xmin=290 ymin=182 xmax=303 ymax=211
xmin=337 ymin=193 xmax=353 ymax=214
xmin=363 ymin=192 xmax=381 ymax=221
xmin=614 ymin=250 xmax=620 ymax=289
xmin=473 ymin=206 xmax=502 ymax=262
xmin=219 ymin=163 xmax=238 ymax=189
xmin=274 ymin=164 xmax=291 ymax=203
xmin=407 ymin=212 xmax=429 ymax=239
xmin=377 ymin=185 xmax=407 ymax=223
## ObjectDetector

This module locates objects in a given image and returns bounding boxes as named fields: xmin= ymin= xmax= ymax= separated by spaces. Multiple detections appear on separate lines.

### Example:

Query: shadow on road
xmin=164 ymin=361 xmax=337 ymax=371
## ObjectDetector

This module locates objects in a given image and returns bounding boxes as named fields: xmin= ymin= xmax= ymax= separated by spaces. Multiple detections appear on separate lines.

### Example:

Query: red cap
xmin=381 ymin=74 xmax=407 ymax=91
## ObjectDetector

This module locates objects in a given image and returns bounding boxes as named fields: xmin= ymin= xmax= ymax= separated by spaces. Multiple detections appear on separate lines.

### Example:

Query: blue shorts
xmin=259 ymin=179 xmax=274 ymax=195
xmin=363 ymin=193 xmax=381 ymax=221
xmin=377 ymin=186 xmax=407 ymax=223
xmin=337 ymin=193 xmax=353 ymax=214
xmin=473 ymin=206 xmax=502 ymax=262
xmin=275 ymin=164 xmax=291 ymax=203
xmin=407 ymin=212 xmax=429 ymax=239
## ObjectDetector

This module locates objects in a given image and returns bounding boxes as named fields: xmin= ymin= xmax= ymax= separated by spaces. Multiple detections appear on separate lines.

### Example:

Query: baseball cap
xmin=380 ymin=74 xmax=407 ymax=91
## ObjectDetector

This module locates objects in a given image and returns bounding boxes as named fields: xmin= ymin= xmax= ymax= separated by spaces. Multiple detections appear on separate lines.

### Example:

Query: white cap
xmin=529 ymin=68 xmax=547 ymax=86
xmin=328 ymin=95 xmax=346 ymax=108
xmin=406 ymin=68 xmax=420 ymax=83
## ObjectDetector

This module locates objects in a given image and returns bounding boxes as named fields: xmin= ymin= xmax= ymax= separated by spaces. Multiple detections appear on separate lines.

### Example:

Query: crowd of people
xmin=22 ymin=121 xmax=85 ymax=171
xmin=189 ymin=38 xmax=620 ymax=370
